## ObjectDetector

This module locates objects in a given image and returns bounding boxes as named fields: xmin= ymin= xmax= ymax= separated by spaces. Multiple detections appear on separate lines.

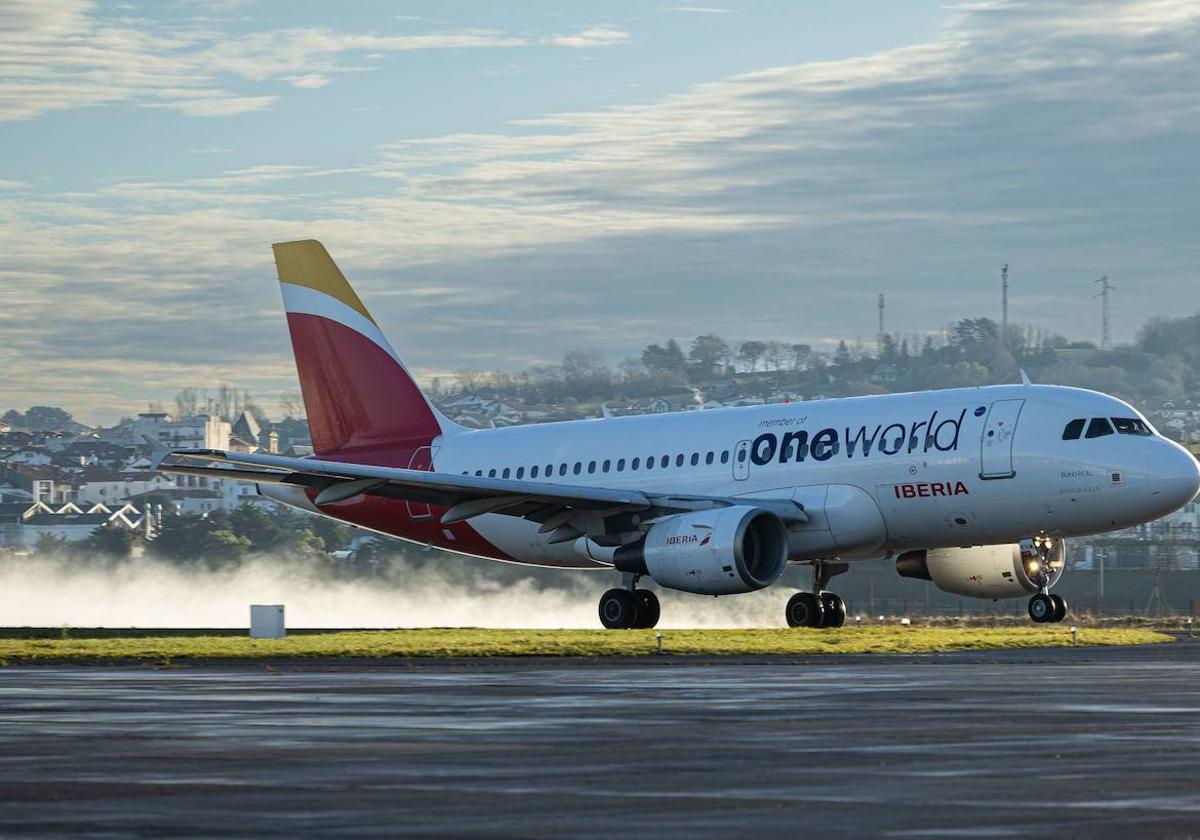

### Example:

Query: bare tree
xmin=279 ymin=390 xmax=304 ymax=418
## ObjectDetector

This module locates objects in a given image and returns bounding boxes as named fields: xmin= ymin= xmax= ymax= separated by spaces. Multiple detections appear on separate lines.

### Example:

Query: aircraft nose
xmin=1145 ymin=442 xmax=1200 ymax=514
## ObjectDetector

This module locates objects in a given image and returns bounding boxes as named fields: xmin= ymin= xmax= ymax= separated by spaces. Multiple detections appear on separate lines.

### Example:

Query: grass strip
xmin=0 ymin=627 xmax=1172 ymax=663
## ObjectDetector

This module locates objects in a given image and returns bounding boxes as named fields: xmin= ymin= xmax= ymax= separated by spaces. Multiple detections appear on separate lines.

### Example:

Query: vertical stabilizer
xmin=272 ymin=240 xmax=452 ymax=456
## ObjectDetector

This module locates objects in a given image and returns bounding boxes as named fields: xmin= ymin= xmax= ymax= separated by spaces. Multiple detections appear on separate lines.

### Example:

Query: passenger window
xmin=1112 ymin=417 xmax=1153 ymax=436
xmin=721 ymin=450 xmax=730 ymax=464
xmin=502 ymin=468 xmax=510 ymax=479
xmin=690 ymin=453 xmax=699 ymax=466
xmin=737 ymin=448 xmax=747 ymax=463
xmin=646 ymin=456 xmax=654 ymax=470
xmin=632 ymin=457 xmax=640 ymax=470
xmin=1062 ymin=418 xmax=1085 ymax=440
xmin=587 ymin=461 xmax=596 ymax=474
xmin=602 ymin=459 xmax=611 ymax=472
xmin=706 ymin=452 xmax=714 ymax=465
xmin=531 ymin=466 xmax=539 ymax=478
xmin=488 ymin=469 xmax=497 ymax=478
xmin=661 ymin=455 xmax=669 ymax=468
xmin=675 ymin=454 xmax=684 ymax=467
xmin=1085 ymin=418 xmax=1114 ymax=439
xmin=573 ymin=462 xmax=582 ymax=475
xmin=559 ymin=464 xmax=567 ymax=476
xmin=617 ymin=458 xmax=625 ymax=471
xmin=475 ymin=470 xmax=482 ymax=476
xmin=516 ymin=467 xmax=524 ymax=479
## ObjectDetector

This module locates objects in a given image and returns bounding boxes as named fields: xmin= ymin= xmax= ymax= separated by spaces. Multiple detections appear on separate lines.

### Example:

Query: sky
xmin=1 ymin=0 xmax=1198 ymax=426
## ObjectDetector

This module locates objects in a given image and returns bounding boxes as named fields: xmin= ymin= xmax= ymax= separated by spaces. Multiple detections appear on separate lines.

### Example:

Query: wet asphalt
xmin=1 ymin=642 xmax=1199 ymax=838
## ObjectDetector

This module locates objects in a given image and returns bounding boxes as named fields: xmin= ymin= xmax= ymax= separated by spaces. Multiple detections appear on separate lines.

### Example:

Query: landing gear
xmin=598 ymin=576 xmax=660 ymax=630
xmin=1023 ymin=537 xmax=1068 ymax=624
xmin=599 ymin=588 xmax=639 ymax=629
xmin=820 ymin=592 xmax=847 ymax=628
xmin=633 ymin=590 xmax=661 ymax=629
xmin=786 ymin=592 xmax=823 ymax=628
xmin=785 ymin=561 xmax=849 ymax=628
xmin=1028 ymin=592 xmax=1068 ymax=623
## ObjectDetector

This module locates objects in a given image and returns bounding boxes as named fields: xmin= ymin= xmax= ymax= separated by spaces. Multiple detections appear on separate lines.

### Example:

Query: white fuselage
xmin=423 ymin=384 xmax=1199 ymax=569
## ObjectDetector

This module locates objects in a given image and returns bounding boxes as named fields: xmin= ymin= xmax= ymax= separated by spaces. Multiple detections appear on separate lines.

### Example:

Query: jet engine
xmin=611 ymin=506 xmax=789 ymax=596
xmin=896 ymin=539 xmax=1066 ymax=599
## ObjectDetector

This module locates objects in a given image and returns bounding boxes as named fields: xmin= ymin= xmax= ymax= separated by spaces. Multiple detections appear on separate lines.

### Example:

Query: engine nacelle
xmin=613 ymin=506 xmax=789 ymax=596
xmin=896 ymin=539 xmax=1066 ymax=599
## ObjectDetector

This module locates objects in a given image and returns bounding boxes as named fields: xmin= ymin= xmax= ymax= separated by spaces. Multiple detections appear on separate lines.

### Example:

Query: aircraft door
xmin=732 ymin=440 xmax=751 ymax=481
xmin=979 ymin=399 xmax=1024 ymax=479
xmin=405 ymin=446 xmax=439 ymax=519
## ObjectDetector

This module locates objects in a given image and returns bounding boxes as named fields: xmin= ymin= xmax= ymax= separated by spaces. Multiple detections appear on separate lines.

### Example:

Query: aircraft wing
xmin=155 ymin=448 xmax=807 ymax=543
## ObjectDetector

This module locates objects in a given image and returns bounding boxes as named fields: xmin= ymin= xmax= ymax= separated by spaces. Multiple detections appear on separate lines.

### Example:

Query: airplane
xmin=155 ymin=240 xmax=1200 ymax=629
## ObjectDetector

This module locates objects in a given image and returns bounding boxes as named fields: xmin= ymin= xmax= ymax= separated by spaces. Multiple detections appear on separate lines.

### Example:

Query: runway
xmin=2 ymin=642 xmax=1198 ymax=838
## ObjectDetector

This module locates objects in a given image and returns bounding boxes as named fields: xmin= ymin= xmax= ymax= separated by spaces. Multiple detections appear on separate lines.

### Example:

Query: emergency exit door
xmin=732 ymin=440 xmax=751 ymax=481
xmin=980 ymin=399 xmax=1023 ymax=479
xmin=406 ymin=446 xmax=438 ymax=519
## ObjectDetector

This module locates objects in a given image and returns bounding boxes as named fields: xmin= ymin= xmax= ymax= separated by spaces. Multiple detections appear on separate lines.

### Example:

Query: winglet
xmin=1019 ymin=369 xmax=1032 ymax=385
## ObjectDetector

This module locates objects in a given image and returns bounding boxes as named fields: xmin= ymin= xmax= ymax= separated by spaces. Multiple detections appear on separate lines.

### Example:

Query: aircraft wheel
xmin=633 ymin=590 xmax=661 ymax=629
xmin=820 ymin=592 xmax=847 ymax=628
xmin=599 ymin=588 xmax=639 ymax=630
xmin=786 ymin=592 xmax=824 ymax=628
xmin=1050 ymin=593 xmax=1068 ymax=623
xmin=1028 ymin=593 xmax=1054 ymax=623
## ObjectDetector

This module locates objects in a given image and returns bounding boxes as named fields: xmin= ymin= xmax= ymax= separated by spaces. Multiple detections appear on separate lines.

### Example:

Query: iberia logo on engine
xmin=893 ymin=481 xmax=969 ymax=498
xmin=666 ymin=532 xmax=712 ymax=547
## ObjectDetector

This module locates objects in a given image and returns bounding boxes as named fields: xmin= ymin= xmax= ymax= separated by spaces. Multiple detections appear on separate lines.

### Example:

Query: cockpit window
xmin=1085 ymin=418 xmax=1115 ymax=439
xmin=1112 ymin=417 xmax=1153 ymax=436
xmin=1062 ymin=418 xmax=1085 ymax=440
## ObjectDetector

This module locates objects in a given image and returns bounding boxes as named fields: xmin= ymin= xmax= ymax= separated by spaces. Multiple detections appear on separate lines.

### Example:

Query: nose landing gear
xmin=785 ymin=561 xmax=848 ymax=628
xmin=1028 ymin=592 xmax=1068 ymax=623
xmin=1023 ymin=538 xmax=1068 ymax=623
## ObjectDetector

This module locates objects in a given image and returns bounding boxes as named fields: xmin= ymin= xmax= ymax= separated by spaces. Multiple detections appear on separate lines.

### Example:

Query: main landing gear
xmin=1028 ymin=592 xmax=1068 ymax=623
xmin=598 ymin=575 xmax=660 ymax=630
xmin=786 ymin=561 xmax=849 ymax=629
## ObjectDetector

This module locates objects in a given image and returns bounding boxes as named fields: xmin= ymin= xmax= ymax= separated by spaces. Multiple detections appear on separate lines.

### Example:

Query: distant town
xmin=3 ymin=313 xmax=1200 ymax=601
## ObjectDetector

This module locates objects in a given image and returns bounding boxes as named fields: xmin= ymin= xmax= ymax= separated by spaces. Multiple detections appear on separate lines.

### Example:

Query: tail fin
xmin=272 ymin=240 xmax=454 ymax=456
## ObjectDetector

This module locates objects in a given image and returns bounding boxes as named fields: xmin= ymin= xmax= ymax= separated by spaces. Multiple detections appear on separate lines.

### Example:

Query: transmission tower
xmin=877 ymin=294 xmax=885 ymax=355
xmin=1000 ymin=263 xmax=1009 ymax=346
xmin=1094 ymin=275 xmax=1114 ymax=351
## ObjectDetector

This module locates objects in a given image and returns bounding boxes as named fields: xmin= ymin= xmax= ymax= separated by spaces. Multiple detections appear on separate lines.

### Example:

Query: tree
xmin=833 ymin=341 xmax=852 ymax=367
xmin=788 ymin=344 xmax=813 ymax=371
xmin=174 ymin=388 xmax=200 ymax=418
xmin=737 ymin=341 xmax=767 ymax=372
xmin=278 ymin=390 xmax=304 ymax=419
xmin=149 ymin=511 xmax=250 ymax=567
xmin=2 ymin=409 xmax=24 ymax=429
xmin=81 ymin=525 xmax=134 ymax=559
xmin=23 ymin=406 xmax=73 ymax=432
xmin=763 ymin=341 xmax=790 ymax=371
xmin=688 ymin=334 xmax=731 ymax=378
xmin=453 ymin=369 xmax=483 ymax=394
xmin=641 ymin=340 xmax=687 ymax=376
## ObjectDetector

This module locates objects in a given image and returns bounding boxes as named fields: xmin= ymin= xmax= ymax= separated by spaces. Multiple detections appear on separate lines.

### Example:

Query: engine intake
xmin=614 ymin=506 xmax=789 ymax=596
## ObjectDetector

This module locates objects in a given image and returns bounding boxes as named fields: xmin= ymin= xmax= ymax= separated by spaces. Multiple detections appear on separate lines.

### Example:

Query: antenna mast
xmin=1094 ymin=275 xmax=1113 ymax=351
xmin=1000 ymin=263 xmax=1009 ymax=346
xmin=877 ymin=293 xmax=885 ymax=355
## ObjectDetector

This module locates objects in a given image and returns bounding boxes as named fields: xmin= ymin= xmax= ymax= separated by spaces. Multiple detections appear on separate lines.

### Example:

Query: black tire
xmin=599 ymin=588 xmax=639 ymax=630
xmin=1028 ymin=593 xmax=1054 ymax=623
xmin=820 ymin=592 xmax=847 ymax=628
xmin=633 ymin=590 xmax=661 ymax=629
xmin=1050 ymin=593 xmax=1068 ymax=623
xmin=786 ymin=592 xmax=824 ymax=628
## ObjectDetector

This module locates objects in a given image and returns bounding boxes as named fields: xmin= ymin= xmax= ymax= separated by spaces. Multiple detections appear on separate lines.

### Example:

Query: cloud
xmin=0 ymin=2 xmax=630 ymax=122
xmin=661 ymin=6 xmax=732 ymax=13
xmin=2 ymin=0 xmax=1198 ymax=423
